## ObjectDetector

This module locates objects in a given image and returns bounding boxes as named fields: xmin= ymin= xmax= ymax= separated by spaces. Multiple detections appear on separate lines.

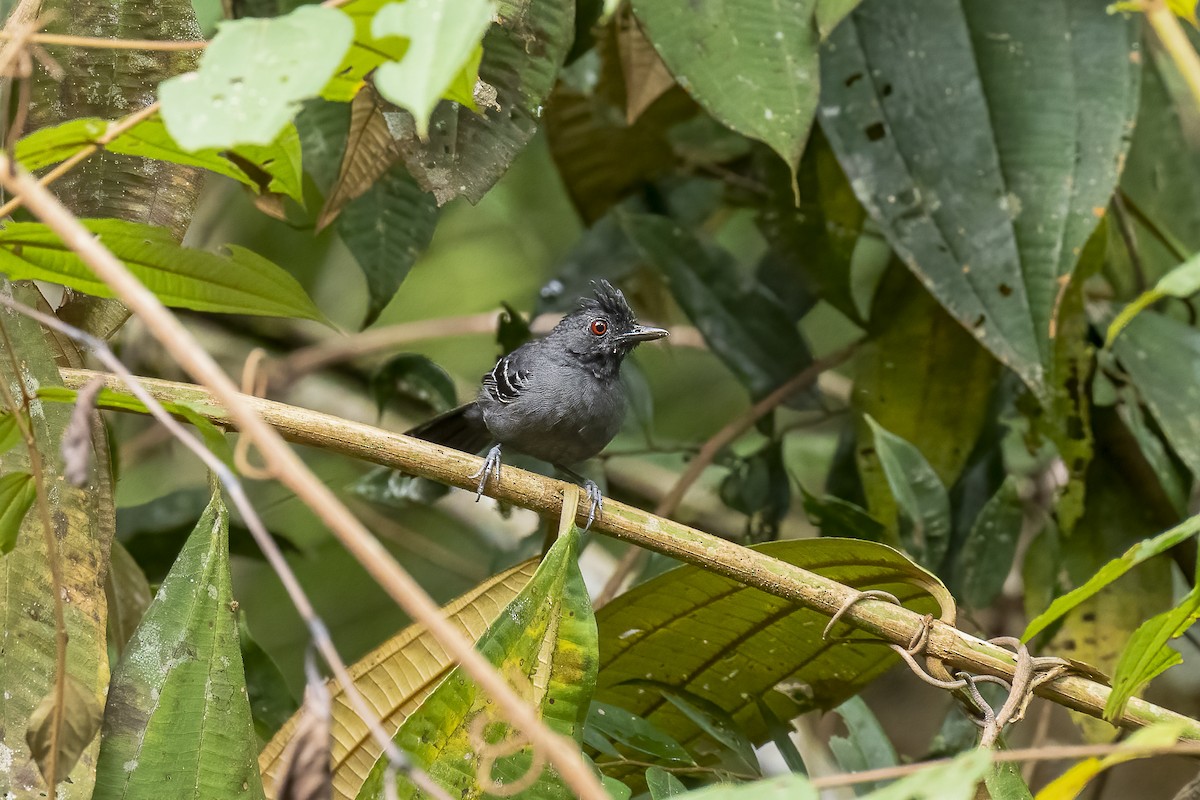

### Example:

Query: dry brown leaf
xmin=316 ymin=84 xmax=403 ymax=231
xmin=259 ymin=559 xmax=538 ymax=800
xmin=61 ymin=376 xmax=103 ymax=487
xmin=616 ymin=10 xmax=676 ymax=125
xmin=24 ymin=674 xmax=104 ymax=787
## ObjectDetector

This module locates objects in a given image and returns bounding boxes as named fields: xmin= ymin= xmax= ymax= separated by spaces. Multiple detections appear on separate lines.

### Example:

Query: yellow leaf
xmin=1034 ymin=721 xmax=1188 ymax=800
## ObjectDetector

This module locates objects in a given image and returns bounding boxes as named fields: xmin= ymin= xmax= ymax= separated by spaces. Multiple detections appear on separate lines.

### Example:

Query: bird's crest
xmin=578 ymin=279 xmax=635 ymax=325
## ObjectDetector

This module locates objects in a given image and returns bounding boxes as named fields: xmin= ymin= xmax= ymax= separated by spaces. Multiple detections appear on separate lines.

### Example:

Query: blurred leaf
xmin=632 ymin=0 xmax=819 ymax=175
xmin=1107 ymin=250 xmax=1200 ymax=347
xmin=322 ymin=0 xmax=410 ymax=102
xmin=603 ymin=775 xmax=633 ymax=800
xmin=0 ymin=220 xmax=326 ymax=323
xmin=1034 ymin=721 xmax=1187 ymax=800
xmin=371 ymin=0 xmax=494 ymax=138
xmin=860 ymin=749 xmax=990 ymax=800
xmin=661 ymin=690 xmax=759 ymax=775
xmin=318 ymin=84 xmax=403 ymax=229
xmin=815 ymin=0 xmax=863 ymax=38
xmin=828 ymin=697 xmax=897 ymax=795
xmin=260 ymin=560 xmax=538 ymax=798
xmin=337 ymin=163 xmax=440 ymax=326
xmin=160 ymin=6 xmax=354 ymax=149
xmin=0 ymin=471 xmax=36 ymax=555
xmin=819 ymin=0 xmax=1139 ymax=397
xmin=1113 ymin=311 xmax=1200 ymax=477
xmin=371 ymin=354 xmax=458 ymax=417
xmin=985 ymin=762 xmax=1034 ymax=800
xmin=755 ymin=698 xmax=806 ymax=775
xmin=93 ymin=490 xmax=264 ymax=799
xmin=666 ymin=774 xmax=818 ymax=800
xmin=349 ymin=466 xmax=452 ymax=509
xmin=645 ymin=766 xmax=687 ymax=798
xmin=394 ymin=0 xmax=574 ymax=205
xmin=853 ymin=268 xmax=999 ymax=535
xmin=1104 ymin=592 xmax=1200 ymax=722
xmin=296 ymin=99 xmax=351 ymax=194
xmin=586 ymin=701 xmax=692 ymax=764
xmin=354 ymin=528 xmax=596 ymax=799
xmin=863 ymin=416 xmax=952 ymax=569
xmin=0 ymin=283 xmax=114 ymax=797
xmin=1114 ymin=394 xmax=1188 ymax=517
xmin=719 ymin=439 xmax=791 ymax=542
xmin=0 ymin=410 xmax=24 ymax=454
xmin=240 ymin=617 xmax=298 ymax=744
xmin=16 ymin=115 xmax=305 ymax=204
xmin=104 ymin=541 xmax=153 ymax=659
xmin=617 ymin=11 xmax=676 ymax=124
xmin=537 ymin=211 xmax=644 ymax=314
xmin=25 ymin=675 xmax=105 ymax=787
xmin=619 ymin=211 xmax=812 ymax=401
xmin=595 ymin=538 xmax=950 ymax=783
xmin=800 ymin=489 xmax=887 ymax=542
xmin=954 ymin=476 xmax=1024 ymax=609
xmin=497 ymin=302 xmax=533 ymax=355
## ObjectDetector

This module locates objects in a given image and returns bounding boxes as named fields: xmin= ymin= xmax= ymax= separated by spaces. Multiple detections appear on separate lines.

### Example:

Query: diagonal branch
xmin=58 ymin=365 xmax=1200 ymax=741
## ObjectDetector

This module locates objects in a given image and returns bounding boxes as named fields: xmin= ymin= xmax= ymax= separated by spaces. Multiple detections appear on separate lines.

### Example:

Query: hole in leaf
xmin=864 ymin=122 xmax=886 ymax=141
xmin=881 ymin=83 xmax=894 ymax=97
xmin=998 ymin=283 xmax=1013 ymax=297
xmin=844 ymin=72 xmax=863 ymax=87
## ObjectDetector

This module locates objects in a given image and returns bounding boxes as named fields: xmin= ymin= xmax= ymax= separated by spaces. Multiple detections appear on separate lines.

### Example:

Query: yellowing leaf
xmin=372 ymin=0 xmax=496 ymax=138
xmin=25 ymin=675 xmax=104 ymax=787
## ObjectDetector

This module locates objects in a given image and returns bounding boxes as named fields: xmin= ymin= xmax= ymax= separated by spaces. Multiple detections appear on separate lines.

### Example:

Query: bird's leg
xmin=471 ymin=444 xmax=503 ymax=500
xmin=556 ymin=464 xmax=603 ymax=531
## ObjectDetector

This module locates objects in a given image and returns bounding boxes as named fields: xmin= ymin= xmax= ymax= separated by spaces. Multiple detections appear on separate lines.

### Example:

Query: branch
xmin=59 ymin=366 xmax=1200 ymax=740
xmin=0 ymin=156 xmax=608 ymax=800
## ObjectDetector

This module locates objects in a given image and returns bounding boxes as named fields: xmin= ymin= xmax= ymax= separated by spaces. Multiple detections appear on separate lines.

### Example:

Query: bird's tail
xmin=406 ymin=402 xmax=492 ymax=455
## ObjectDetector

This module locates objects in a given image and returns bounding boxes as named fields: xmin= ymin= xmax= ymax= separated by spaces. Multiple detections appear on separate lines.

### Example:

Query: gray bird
xmin=408 ymin=280 xmax=668 ymax=527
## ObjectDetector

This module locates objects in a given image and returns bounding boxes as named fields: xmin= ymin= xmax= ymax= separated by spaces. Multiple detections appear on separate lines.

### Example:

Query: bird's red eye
xmin=589 ymin=319 xmax=608 ymax=336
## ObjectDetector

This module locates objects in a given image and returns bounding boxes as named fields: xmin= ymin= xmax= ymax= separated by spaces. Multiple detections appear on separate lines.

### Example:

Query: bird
xmin=407 ymin=280 xmax=668 ymax=528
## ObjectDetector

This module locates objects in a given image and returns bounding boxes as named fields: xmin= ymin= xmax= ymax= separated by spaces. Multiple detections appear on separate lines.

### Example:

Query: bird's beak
xmin=620 ymin=325 xmax=669 ymax=344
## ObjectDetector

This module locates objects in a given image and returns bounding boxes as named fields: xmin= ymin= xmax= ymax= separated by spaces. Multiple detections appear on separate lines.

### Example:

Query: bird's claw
xmin=472 ymin=445 xmax=502 ymax=501
xmin=582 ymin=479 xmax=603 ymax=531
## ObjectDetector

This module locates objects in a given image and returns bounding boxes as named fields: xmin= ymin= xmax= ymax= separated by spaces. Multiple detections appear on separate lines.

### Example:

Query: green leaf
xmin=1035 ymin=721 xmax=1188 ymax=800
xmin=800 ymin=489 xmax=887 ymax=542
xmin=337 ymin=162 xmax=440 ymax=326
xmin=587 ymin=701 xmax=692 ymax=764
xmin=645 ymin=766 xmax=687 ymax=798
xmin=603 ymin=775 xmax=633 ymax=800
xmin=159 ymin=5 xmax=354 ymax=150
xmin=0 ymin=411 xmax=23 ymax=454
xmin=863 ymin=416 xmax=952 ymax=569
xmin=393 ymin=0 xmax=574 ymax=204
xmin=1113 ymin=312 xmax=1200 ymax=477
xmin=15 ymin=115 xmax=306 ymax=204
xmin=1105 ymin=592 xmax=1200 ymax=721
xmin=955 ymin=476 xmax=1024 ymax=609
xmin=93 ymin=489 xmax=264 ymax=799
xmin=0 ymin=471 xmax=36 ymax=555
xmin=666 ymin=774 xmax=818 ymax=800
xmin=985 ymin=761 xmax=1034 ymax=800
xmin=0 ymin=219 xmax=325 ymax=323
xmin=815 ymin=0 xmax=863 ymax=38
xmin=594 ymin=538 xmax=950 ymax=786
xmin=372 ymin=0 xmax=495 ymax=138
xmin=239 ymin=617 xmax=297 ymax=743
xmin=322 ymin=0 xmax=411 ymax=102
xmin=631 ymin=0 xmax=819 ymax=175
xmin=859 ymin=749 xmax=991 ymax=800
xmin=828 ymin=697 xmax=897 ymax=795
xmin=105 ymin=541 xmax=153 ymax=660
xmin=355 ymin=526 xmax=597 ymax=799
xmin=1107 ymin=250 xmax=1200 ymax=347
xmin=662 ymin=690 xmax=759 ymax=774
xmin=819 ymin=0 xmax=1140 ymax=397
xmin=370 ymin=353 xmax=458 ymax=418
xmin=719 ymin=440 xmax=791 ymax=542
xmin=618 ymin=211 xmax=812 ymax=401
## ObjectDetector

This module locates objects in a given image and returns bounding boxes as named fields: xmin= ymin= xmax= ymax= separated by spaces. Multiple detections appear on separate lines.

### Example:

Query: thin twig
xmin=0 ymin=294 xmax=451 ymax=800
xmin=0 ymin=156 xmax=609 ymax=800
xmin=593 ymin=345 xmax=858 ymax=606
xmin=1111 ymin=192 xmax=1147 ymax=294
xmin=0 ymin=29 xmax=207 ymax=50
xmin=55 ymin=366 xmax=1200 ymax=740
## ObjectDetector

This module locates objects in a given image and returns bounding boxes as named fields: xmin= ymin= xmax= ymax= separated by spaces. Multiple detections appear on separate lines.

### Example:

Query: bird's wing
xmin=481 ymin=351 xmax=532 ymax=405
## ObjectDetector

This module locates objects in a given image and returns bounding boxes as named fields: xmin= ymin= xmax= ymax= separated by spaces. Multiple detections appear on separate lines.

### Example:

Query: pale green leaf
xmin=1104 ymin=592 xmax=1200 ymax=720
xmin=860 ymin=749 xmax=991 ymax=800
xmin=0 ymin=219 xmax=325 ymax=322
xmin=372 ymin=0 xmax=495 ymax=138
xmin=0 ymin=411 xmax=24 ymax=455
xmin=93 ymin=490 xmax=264 ymax=799
xmin=645 ymin=767 xmax=686 ymax=798
xmin=160 ymin=5 xmax=354 ymax=149
xmin=829 ymin=697 xmax=897 ymax=793
xmin=0 ymin=471 xmax=35 ymax=555
xmin=1107 ymin=250 xmax=1200 ymax=347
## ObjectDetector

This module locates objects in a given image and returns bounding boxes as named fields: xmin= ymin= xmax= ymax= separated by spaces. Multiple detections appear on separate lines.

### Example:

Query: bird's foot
xmin=582 ymin=479 xmax=604 ymax=531
xmin=471 ymin=445 xmax=503 ymax=501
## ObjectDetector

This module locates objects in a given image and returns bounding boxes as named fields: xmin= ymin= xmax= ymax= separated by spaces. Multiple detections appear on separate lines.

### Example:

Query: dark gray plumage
xmin=408 ymin=281 xmax=668 ymax=526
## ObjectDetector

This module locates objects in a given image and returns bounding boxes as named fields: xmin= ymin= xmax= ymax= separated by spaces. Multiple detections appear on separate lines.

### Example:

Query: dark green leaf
xmin=619 ymin=211 xmax=812 ymax=401
xmin=587 ymin=701 xmax=693 ymax=764
xmin=93 ymin=490 xmax=265 ymax=799
xmin=296 ymin=99 xmax=351 ymax=195
xmin=863 ymin=416 xmax=952 ymax=569
xmin=719 ymin=439 xmax=791 ymax=542
xmin=239 ymin=616 xmax=298 ymax=743
xmin=645 ymin=766 xmax=687 ymax=798
xmin=801 ymin=488 xmax=886 ymax=542
xmin=829 ymin=697 xmax=897 ymax=795
xmin=370 ymin=353 xmax=457 ymax=418
xmin=159 ymin=5 xmax=354 ymax=150
xmin=662 ymin=690 xmax=760 ymax=775
xmin=955 ymin=476 xmax=1024 ymax=609
xmin=818 ymin=0 xmax=1139 ymax=397
xmin=0 ymin=220 xmax=326 ymax=322
xmin=497 ymin=303 xmax=533 ymax=355
xmin=536 ymin=211 xmax=644 ymax=315
xmin=0 ymin=471 xmax=36 ymax=554
xmin=105 ymin=541 xmax=153 ymax=659
xmin=348 ymin=466 xmax=451 ymax=509
xmin=337 ymin=164 xmax=440 ymax=326
xmin=755 ymin=698 xmax=807 ymax=775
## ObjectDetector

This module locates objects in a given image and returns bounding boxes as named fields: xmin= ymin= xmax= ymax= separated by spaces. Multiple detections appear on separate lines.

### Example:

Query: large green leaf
xmin=394 ymin=0 xmax=574 ymax=204
xmin=336 ymin=162 xmax=440 ymax=327
xmin=593 ymin=538 xmax=948 ymax=782
xmin=818 ymin=0 xmax=1139 ymax=397
xmin=0 ymin=220 xmax=325 ymax=322
xmin=1113 ymin=311 xmax=1200 ymax=476
xmin=93 ymin=489 xmax=264 ymax=799
xmin=160 ymin=5 xmax=354 ymax=150
xmin=0 ymin=283 xmax=114 ymax=798
xmin=954 ymin=476 xmax=1024 ymax=610
xmin=322 ymin=0 xmax=411 ymax=102
xmin=355 ymin=527 xmax=597 ymax=799
xmin=15 ymin=116 xmax=305 ymax=204
xmin=618 ymin=211 xmax=812 ymax=401
xmin=631 ymin=0 xmax=819 ymax=175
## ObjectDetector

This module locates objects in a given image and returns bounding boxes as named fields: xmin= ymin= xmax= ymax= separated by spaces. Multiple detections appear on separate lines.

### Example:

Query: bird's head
xmin=549 ymin=280 xmax=668 ymax=373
